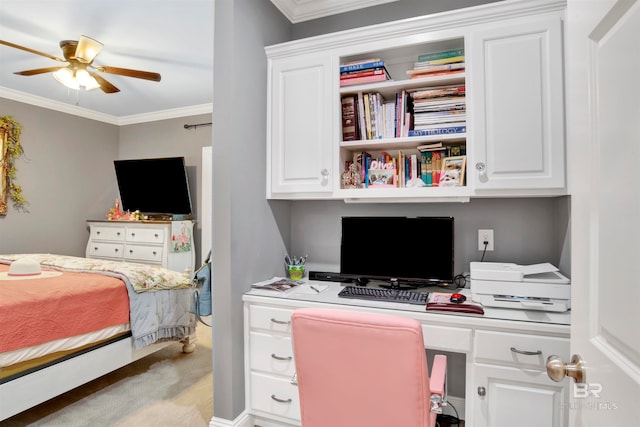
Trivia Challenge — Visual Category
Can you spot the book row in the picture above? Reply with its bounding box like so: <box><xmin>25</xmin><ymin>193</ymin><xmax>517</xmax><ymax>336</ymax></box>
<box><xmin>341</xmin><ymin>147</ymin><xmax>467</xmax><ymax>189</ymax></box>
<box><xmin>341</xmin><ymin>83</ymin><xmax>466</xmax><ymax>141</ymax></box>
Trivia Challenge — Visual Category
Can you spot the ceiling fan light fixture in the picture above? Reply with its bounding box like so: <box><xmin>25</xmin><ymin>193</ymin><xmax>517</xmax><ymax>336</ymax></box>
<box><xmin>53</xmin><ymin>67</ymin><xmax>79</xmax><ymax>90</ymax></box>
<box><xmin>76</xmin><ymin>35</ymin><xmax>103</xmax><ymax>63</ymax></box>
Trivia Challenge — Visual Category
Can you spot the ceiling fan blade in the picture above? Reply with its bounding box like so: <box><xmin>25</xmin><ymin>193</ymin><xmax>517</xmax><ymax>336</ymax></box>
<box><xmin>89</xmin><ymin>72</ymin><xmax>120</xmax><ymax>93</ymax></box>
<box><xmin>0</xmin><ymin>40</ymin><xmax>66</xmax><ymax>62</ymax></box>
<box><xmin>14</xmin><ymin>66</ymin><xmax>66</xmax><ymax>76</ymax></box>
<box><xmin>95</xmin><ymin>66</ymin><xmax>161</xmax><ymax>82</ymax></box>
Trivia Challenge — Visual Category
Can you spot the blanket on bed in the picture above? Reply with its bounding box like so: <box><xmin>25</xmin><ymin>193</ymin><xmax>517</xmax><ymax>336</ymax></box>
<box><xmin>0</xmin><ymin>254</ymin><xmax>196</xmax><ymax>349</ymax></box>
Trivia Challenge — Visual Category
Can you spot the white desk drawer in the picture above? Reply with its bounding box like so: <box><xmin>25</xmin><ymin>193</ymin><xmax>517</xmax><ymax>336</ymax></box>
<box><xmin>91</xmin><ymin>226</ymin><xmax>125</xmax><ymax>241</ymax></box>
<box><xmin>250</xmin><ymin>332</ymin><xmax>295</xmax><ymax>376</ymax></box>
<box><xmin>127</xmin><ymin>227</ymin><xmax>165</xmax><ymax>244</ymax></box>
<box><xmin>475</xmin><ymin>330</ymin><xmax>569</xmax><ymax>370</ymax></box>
<box><xmin>250</xmin><ymin>372</ymin><xmax>300</xmax><ymax>421</ymax></box>
<box><xmin>250</xmin><ymin>306</ymin><xmax>294</xmax><ymax>334</ymax></box>
<box><xmin>88</xmin><ymin>242</ymin><xmax>125</xmax><ymax>259</ymax></box>
<box><xmin>123</xmin><ymin>244</ymin><xmax>163</xmax><ymax>263</ymax></box>
<box><xmin>422</xmin><ymin>324</ymin><xmax>472</xmax><ymax>353</ymax></box>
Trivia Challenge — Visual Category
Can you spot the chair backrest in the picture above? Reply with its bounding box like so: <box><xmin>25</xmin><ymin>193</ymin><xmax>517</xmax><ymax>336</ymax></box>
<box><xmin>291</xmin><ymin>308</ymin><xmax>435</xmax><ymax>427</ymax></box>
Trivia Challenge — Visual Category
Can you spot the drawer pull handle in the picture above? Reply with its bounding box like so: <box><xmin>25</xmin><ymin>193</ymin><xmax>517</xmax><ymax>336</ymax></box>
<box><xmin>270</xmin><ymin>395</ymin><xmax>292</xmax><ymax>404</ymax></box>
<box><xmin>478</xmin><ymin>386</ymin><xmax>486</xmax><ymax>397</ymax></box>
<box><xmin>510</xmin><ymin>347</ymin><xmax>542</xmax><ymax>356</ymax></box>
<box><xmin>271</xmin><ymin>354</ymin><xmax>292</xmax><ymax>361</ymax></box>
<box><xmin>270</xmin><ymin>318</ymin><xmax>291</xmax><ymax>325</ymax></box>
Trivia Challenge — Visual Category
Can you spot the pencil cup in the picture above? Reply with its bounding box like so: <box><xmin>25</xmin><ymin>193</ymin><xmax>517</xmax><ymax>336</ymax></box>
<box><xmin>287</xmin><ymin>265</ymin><xmax>305</xmax><ymax>281</ymax></box>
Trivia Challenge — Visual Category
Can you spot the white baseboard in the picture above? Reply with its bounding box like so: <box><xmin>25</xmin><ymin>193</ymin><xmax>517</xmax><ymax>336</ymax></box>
<box><xmin>210</xmin><ymin>411</ymin><xmax>252</xmax><ymax>427</ymax></box>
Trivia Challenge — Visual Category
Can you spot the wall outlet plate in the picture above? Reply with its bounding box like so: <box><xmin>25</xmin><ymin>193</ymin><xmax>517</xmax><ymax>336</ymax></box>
<box><xmin>478</xmin><ymin>229</ymin><xmax>494</xmax><ymax>251</ymax></box>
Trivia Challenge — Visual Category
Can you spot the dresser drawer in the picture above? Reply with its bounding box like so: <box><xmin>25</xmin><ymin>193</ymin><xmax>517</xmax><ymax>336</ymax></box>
<box><xmin>422</xmin><ymin>324</ymin><xmax>472</xmax><ymax>353</ymax></box>
<box><xmin>250</xmin><ymin>372</ymin><xmax>300</xmax><ymax>421</ymax></box>
<box><xmin>88</xmin><ymin>242</ymin><xmax>125</xmax><ymax>259</ymax></box>
<box><xmin>126</xmin><ymin>227</ymin><xmax>165</xmax><ymax>244</ymax></box>
<box><xmin>91</xmin><ymin>226</ymin><xmax>126</xmax><ymax>241</ymax></box>
<box><xmin>123</xmin><ymin>244</ymin><xmax>164</xmax><ymax>263</ymax></box>
<box><xmin>475</xmin><ymin>330</ymin><xmax>569</xmax><ymax>370</ymax></box>
<box><xmin>250</xmin><ymin>332</ymin><xmax>295</xmax><ymax>376</ymax></box>
<box><xmin>249</xmin><ymin>306</ymin><xmax>294</xmax><ymax>334</ymax></box>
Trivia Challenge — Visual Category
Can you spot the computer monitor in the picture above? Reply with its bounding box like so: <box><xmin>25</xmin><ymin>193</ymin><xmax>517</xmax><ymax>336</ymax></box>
<box><xmin>340</xmin><ymin>216</ymin><xmax>454</xmax><ymax>286</ymax></box>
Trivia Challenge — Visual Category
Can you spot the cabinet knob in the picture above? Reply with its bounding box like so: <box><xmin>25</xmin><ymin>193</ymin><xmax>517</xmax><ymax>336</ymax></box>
<box><xmin>129</xmin><ymin>250</ymin><xmax>134</xmax><ymax>254</ymax></box>
<box><xmin>477</xmin><ymin>386</ymin><xmax>486</xmax><ymax>397</ymax></box>
<box><xmin>152</xmin><ymin>251</ymin><xmax>157</xmax><ymax>255</ymax></box>
<box><xmin>114</xmin><ymin>248</ymin><xmax>119</xmax><ymax>253</ymax></box>
<box><xmin>96</xmin><ymin>231</ymin><xmax>101</xmax><ymax>235</ymax></box>
<box><xmin>117</xmin><ymin>232</ymin><xmax>121</xmax><ymax>236</ymax></box>
<box><xmin>94</xmin><ymin>247</ymin><xmax>98</xmax><ymax>251</ymax></box>
<box><xmin>131</xmin><ymin>233</ymin><xmax>136</xmax><ymax>237</ymax></box>
<box><xmin>154</xmin><ymin>233</ymin><xmax>158</xmax><ymax>238</ymax></box>
<box><xmin>475</xmin><ymin>162</ymin><xmax>487</xmax><ymax>177</ymax></box>
<box><xmin>320</xmin><ymin>168</ymin><xmax>329</xmax><ymax>177</ymax></box>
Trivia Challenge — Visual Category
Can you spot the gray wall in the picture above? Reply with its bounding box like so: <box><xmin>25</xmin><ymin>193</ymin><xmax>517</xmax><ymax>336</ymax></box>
<box><xmin>0</xmin><ymin>98</ymin><xmax>118</xmax><ymax>255</ymax></box>
<box><xmin>292</xmin><ymin>197</ymin><xmax>571</xmax><ymax>278</ymax></box>
<box><xmin>0</xmin><ymin>98</ymin><xmax>212</xmax><ymax>267</ymax></box>
<box><xmin>118</xmin><ymin>114</ymin><xmax>213</xmax><ymax>266</ymax></box>
<box><xmin>212</xmin><ymin>0</ymin><xmax>291</xmax><ymax>420</ymax></box>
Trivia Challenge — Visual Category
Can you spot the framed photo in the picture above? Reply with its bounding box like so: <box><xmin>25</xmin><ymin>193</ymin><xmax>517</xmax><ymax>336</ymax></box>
<box><xmin>439</xmin><ymin>156</ymin><xmax>466</xmax><ymax>187</ymax></box>
<box><xmin>368</xmin><ymin>169</ymin><xmax>396</xmax><ymax>187</ymax></box>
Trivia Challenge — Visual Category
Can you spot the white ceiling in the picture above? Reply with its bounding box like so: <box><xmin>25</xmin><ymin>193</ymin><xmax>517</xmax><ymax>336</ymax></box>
<box><xmin>0</xmin><ymin>0</ymin><xmax>214</xmax><ymax>124</ymax></box>
<box><xmin>0</xmin><ymin>0</ymin><xmax>391</xmax><ymax>124</ymax></box>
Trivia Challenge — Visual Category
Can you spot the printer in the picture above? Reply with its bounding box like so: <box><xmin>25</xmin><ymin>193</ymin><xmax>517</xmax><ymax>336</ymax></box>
<box><xmin>470</xmin><ymin>262</ymin><xmax>570</xmax><ymax>312</ymax></box>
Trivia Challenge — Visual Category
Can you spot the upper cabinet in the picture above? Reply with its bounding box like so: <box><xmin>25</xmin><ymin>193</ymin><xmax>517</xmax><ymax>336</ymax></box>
<box><xmin>266</xmin><ymin>51</ymin><xmax>334</xmax><ymax>199</ymax></box>
<box><xmin>265</xmin><ymin>0</ymin><xmax>567</xmax><ymax>202</ymax></box>
<box><xmin>468</xmin><ymin>14</ymin><xmax>566</xmax><ymax>194</ymax></box>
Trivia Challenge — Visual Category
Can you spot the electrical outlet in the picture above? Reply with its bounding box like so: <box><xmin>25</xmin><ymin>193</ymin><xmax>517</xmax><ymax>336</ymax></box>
<box><xmin>478</xmin><ymin>229</ymin><xmax>494</xmax><ymax>251</ymax></box>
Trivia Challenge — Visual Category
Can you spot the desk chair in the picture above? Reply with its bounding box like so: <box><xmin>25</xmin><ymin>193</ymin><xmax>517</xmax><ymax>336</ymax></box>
<box><xmin>291</xmin><ymin>308</ymin><xmax>447</xmax><ymax>427</ymax></box>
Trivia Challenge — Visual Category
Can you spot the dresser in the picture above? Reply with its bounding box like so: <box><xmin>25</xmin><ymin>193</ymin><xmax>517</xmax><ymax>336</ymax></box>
<box><xmin>243</xmin><ymin>282</ymin><xmax>571</xmax><ymax>427</ymax></box>
<box><xmin>85</xmin><ymin>220</ymin><xmax>195</xmax><ymax>274</ymax></box>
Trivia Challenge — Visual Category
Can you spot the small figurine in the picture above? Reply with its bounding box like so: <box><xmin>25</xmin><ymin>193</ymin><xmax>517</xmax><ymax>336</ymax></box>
<box><xmin>341</xmin><ymin>162</ymin><xmax>363</xmax><ymax>189</ymax></box>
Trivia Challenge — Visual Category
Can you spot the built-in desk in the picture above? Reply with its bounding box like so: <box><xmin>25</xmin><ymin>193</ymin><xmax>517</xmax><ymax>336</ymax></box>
<box><xmin>243</xmin><ymin>280</ymin><xmax>571</xmax><ymax>427</ymax></box>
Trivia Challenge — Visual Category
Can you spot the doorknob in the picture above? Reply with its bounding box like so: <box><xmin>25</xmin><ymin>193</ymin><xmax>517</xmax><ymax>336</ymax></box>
<box><xmin>546</xmin><ymin>354</ymin><xmax>586</xmax><ymax>384</ymax></box>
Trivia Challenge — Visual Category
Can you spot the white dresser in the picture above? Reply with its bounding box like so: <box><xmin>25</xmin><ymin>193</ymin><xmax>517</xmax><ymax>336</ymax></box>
<box><xmin>85</xmin><ymin>220</ymin><xmax>195</xmax><ymax>274</ymax></box>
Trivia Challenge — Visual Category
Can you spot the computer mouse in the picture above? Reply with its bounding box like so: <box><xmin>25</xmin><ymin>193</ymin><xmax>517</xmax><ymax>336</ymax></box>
<box><xmin>450</xmin><ymin>293</ymin><xmax>466</xmax><ymax>304</ymax></box>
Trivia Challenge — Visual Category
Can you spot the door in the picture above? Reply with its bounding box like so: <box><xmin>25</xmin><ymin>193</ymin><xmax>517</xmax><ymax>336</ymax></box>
<box><xmin>267</xmin><ymin>52</ymin><xmax>333</xmax><ymax>198</ymax></box>
<box><xmin>566</xmin><ymin>0</ymin><xmax>640</xmax><ymax>424</ymax></box>
<box><xmin>469</xmin><ymin>13</ymin><xmax>565</xmax><ymax>191</ymax></box>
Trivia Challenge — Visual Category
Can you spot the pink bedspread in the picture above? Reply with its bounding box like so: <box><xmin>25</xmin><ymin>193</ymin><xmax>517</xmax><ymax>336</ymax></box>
<box><xmin>0</xmin><ymin>264</ymin><xmax>130</xmax><ymax>353</ymax></box>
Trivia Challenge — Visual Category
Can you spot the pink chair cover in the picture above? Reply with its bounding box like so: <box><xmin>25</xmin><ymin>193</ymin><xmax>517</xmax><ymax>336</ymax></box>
<box><xmin>292</xmin><ymin>308</ymin><xmax>445</xmax><ymax>427</ymax></box>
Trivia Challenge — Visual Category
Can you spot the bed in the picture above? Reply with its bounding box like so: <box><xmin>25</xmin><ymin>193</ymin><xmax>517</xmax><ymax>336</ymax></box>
<box><xmin>0</xmin><ymin>253</ymin><xmax>198</xmax><ymax>420</ymax></box>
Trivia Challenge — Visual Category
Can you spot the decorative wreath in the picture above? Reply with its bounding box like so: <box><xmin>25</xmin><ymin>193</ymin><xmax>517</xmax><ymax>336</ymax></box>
<box><xmin>0</xmin><ymin>116</ymin><xmax>27</xmax><ymax>214</ymax></box>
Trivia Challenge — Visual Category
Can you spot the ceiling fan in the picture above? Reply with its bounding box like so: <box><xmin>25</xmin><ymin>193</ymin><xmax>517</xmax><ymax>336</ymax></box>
<box><xmin>0</xmin><ymin>35</ymin><xmax>161</xmax><ymax>93</ymax></box>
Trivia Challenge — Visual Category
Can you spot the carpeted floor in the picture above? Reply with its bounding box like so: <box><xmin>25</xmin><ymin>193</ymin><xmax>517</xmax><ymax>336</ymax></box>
<box><xmin>1</xmin><ymin>325</ymin><xmax>213</xmax><ymax>427</ymax></box>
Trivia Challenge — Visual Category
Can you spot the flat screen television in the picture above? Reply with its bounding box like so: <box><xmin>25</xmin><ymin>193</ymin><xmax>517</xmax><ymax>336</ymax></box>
<box><xmin>340</xmin><ymin>216</ymin><xmax>454</xmax><ymax>286</ymax></box>
<box><xmin>114</xmin><ymin>157</ymin><xmax>193</xmax><ymax>218</ymax></box>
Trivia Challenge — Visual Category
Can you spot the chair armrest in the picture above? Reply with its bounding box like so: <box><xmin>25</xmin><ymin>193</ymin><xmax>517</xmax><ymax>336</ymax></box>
<box><xmin>429</xmin><ymin>354</ymin><xmax>447</xmax><ymax>413</ymax></box>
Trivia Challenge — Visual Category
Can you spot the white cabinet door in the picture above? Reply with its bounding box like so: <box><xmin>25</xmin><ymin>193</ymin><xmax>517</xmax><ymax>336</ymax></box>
<box><xmin>469</xmin><ymin>14</ymin><xmax>565</xmax><ymax>192</ymax></box>
<box><xmin>473</xmin><ymin>364</ymin><xmax>569</xmax><ymax>427</ymax></box>
<box><xmin>267</xmin><ymin>52</ymin><xmax>334</xmax><ymax>198</ymax></box>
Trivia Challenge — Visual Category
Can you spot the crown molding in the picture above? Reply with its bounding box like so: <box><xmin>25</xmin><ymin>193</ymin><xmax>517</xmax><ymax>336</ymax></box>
<box><xmin>270</xmin><ymin>0</ymin><xmax>400</xmax><ymax>23</ymax></box>
<box><xmin>0</xmin><ymin>86</ymin><xmax>212</xmax><ymax>125</ymax></box>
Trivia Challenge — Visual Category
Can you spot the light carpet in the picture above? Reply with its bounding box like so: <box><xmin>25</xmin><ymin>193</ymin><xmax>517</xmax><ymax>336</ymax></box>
<box><xmin>1</xmin><ymin>324</ymin><xmax>213</xmax><ymax>427</ymax></box>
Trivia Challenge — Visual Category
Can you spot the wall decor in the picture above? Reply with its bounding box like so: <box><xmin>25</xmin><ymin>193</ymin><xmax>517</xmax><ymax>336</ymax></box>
<box><xmin>0</xmin><ymin>116</ymin><xmax>27</xmax><ymax>215</ymax></box>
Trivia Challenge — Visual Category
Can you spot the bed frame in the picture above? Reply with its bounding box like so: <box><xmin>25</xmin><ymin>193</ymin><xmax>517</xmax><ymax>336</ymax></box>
<box><xmin>0</xmin><ymin>334</ymin><xmax>195</xmax><ymax>420</ymax></box>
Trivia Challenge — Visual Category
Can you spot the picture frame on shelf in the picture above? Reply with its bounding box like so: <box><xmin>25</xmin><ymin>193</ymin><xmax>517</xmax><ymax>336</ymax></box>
<box><xmin>368</xmin><ymin>169</ymin><xmax>396</xmax><ymax>187</ymax></box>
<box><xmin>439</xmin><ymin>155</ymin><xmax>466</xmax><ymax>187</ymax></box>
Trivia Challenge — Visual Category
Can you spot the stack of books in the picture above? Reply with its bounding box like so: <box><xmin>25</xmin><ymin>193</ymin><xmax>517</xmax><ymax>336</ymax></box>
<box><xmin>405</xmin><ymin>48</ymin><xmax>465</xmax><ymax>80</ymax></box>
<box><xmin>408</xmin><ymin>84</ymin><xmax>466</xmax><ymax>136</ymax></box>
<box><xmin>340</xmin><ymin>58</ymin><xmax>391</xmax><ymax>87</ymax></box>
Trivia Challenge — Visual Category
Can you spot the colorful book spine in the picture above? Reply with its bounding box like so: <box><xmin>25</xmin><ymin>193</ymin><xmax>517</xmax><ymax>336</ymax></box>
<box><xmin>339</xmin><ymin>73</ymin><xmax>388</xmax><ymax>87</ymax></box>
<box><xmin>408</xmin><ymin>126</ymin><xmax>466</xmax><ymax>136</ymax></box>
<box><xmin>417</xmin><ymin>49</ymin><xmax>464</xmax><ymax>63</ymax></box>
<box><xmin>341</xmin><ymin>95</ymin><xmax>358</xmax><ymax>141</ymax></box>
<box><xmin>340</xmin><ymin>60</ymin><xmax>385</xmax><ymax>73</ymax></box>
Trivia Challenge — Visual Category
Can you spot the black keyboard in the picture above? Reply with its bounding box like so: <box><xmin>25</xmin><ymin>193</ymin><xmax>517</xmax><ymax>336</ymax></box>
<box><xmin>338</xmin><ymin>286</ymin><xmax>429</xmax><ymax>305</ymax></box>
